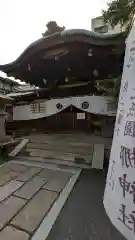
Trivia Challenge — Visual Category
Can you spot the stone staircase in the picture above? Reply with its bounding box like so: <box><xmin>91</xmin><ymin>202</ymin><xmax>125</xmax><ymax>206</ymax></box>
<box><xmin>18</xmin><ymin>134</ymin><xmax>105</xmax><ymax>169</ymax></box>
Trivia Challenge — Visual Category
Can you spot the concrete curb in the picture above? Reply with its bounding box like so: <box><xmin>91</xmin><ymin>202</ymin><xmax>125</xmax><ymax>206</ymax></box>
<box><xmin>32</xmin><ymin>169</ymin><xmax>81</xmax><ymax>240</ymax></box>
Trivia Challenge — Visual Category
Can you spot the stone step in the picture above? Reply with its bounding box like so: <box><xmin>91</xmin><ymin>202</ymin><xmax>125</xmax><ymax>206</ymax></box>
<box><xmin>25</xmin><ymin>149</ymin><xmax>93</xmax><ymax>164</ymax></box>
<box><xmin>26</xmin><ymin>142</ymin><xmax>93</xmax><ymax>154</ymax></box>
<box><xmin>16</xmin><ymin>156</ymin><xmax>92</xmax><ymax>169</ymax></box>
<box><xmin>28</xmin><ymin>138</ymin><xmax>93</xmax><ymax>146</ymax></box>
<box><xmin>27</xmin><ymin>135</ymin><xmax>91</xmax><ymax>143</ymax></box>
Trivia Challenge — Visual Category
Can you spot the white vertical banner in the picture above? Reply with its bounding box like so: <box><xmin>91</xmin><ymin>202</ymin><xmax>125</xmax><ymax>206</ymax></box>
<box><xmin>103</xmin><ymin>20</ymin><xmax>135</xmax><ymax>240</ymax></box>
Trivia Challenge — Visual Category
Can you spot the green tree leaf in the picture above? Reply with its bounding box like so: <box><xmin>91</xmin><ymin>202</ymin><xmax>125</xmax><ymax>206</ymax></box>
<box><xmin>102</xmin><ymin>0</ymin><xmax>135</xmax><ymax>34</ymax></box>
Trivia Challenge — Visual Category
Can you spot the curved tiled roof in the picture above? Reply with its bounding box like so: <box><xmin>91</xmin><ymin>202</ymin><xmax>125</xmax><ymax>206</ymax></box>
<box><xmin>0</xmin><ymin>29</ymin><xmax>125</xmax><ymax>90</ymax></box>
<box><xmin>60</xmin><ymin>29</ymin><xmax>125</xmax><ymax>38</ymax></box>
<box><xmin>0</xmin><ymin>29</ymin><xmax>125</xmax><ymax>74</ymax></box>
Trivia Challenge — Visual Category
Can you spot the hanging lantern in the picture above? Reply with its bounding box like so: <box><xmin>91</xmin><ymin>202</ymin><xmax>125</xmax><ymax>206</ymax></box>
<box><xmin>43</xmin><ymin>78</ymin><xmax>47</xmax><ymax>84</ymax></box>
<box><xmin>54</xmin><ymin>56</ymin><xmax>59</xmax><ymax>60</ymax></box>
<box><xmin>28</xmin><ymin>64</ymin><xmax>31</xmax><ymax>71</ymax></box>
<box><xmin>88</xmin><ymin>48</ymin><xmax>92</xmax><ymax>56</ymax></box>
<box><xmin>93</xmin><ymin>69</ymin><xmax>98</xmax><ymax>76</ymax></box>
<box><xmin>65</xmin><ymin>77</ymin><xmax>69</xmax><ymax>83</ymax></box>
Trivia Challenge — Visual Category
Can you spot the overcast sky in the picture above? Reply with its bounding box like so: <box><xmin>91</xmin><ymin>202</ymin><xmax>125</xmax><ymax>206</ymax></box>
<box><xmin>0</xmin><ymin>0</ymin><xmax>108</xmax><ymax>68</ymax></box>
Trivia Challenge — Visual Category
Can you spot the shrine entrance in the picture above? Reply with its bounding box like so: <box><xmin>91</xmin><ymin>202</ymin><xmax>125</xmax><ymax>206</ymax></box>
<box><xmin>6</xmin><ymin>106</ymin><xmax>91</xmax><ymax>135</ymax></box>
<box><xmin>46</xmin><ymin>106</ymin><xmax>91</xmax><ymax>133</ymax></box>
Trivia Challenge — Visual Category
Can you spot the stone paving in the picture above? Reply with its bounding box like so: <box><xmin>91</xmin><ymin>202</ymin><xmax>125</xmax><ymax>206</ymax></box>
<box><xmin>0</xmin><ymin>161</ymin><xmax>74</xmax><ymax>239</ymax></box>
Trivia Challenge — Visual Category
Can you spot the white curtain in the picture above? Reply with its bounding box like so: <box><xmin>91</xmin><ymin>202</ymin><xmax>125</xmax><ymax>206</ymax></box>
<box><xmin>13</xmin><ymin>96</ymin><xmax>116</xmax><ymax>121</ymax></box>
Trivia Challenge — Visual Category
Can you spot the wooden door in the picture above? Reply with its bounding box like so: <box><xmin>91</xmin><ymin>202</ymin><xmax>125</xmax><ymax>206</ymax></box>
<box><xmin>55</xmin><ymin>111</ymin><xmax>74</xmax><ymax>131</ymax></box>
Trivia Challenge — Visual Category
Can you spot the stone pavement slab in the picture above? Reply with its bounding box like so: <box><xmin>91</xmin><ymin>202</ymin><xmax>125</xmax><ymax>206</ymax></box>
<box><xmin>0</xmin><ymin>160</ymin><xmax>80</xmax><ymax>239</ymax></box>
<box><xmin>0</xmin><ymin>196</ymin><xmax>26</xmax><ymax>230</ymax></box>
<box><xmin>0</xmin><ymin>165</ymin><xmax>11</xmax><ymax>175</ymax></box>
<box><xmin>15</xmin><ymin>167</ymin><xmax>42</xmax><ymax>182</ymax></box>
<box><xmin>38</xmin><ymin>168</ymin><xmax>56</xmax><ymax>178</ymax></box>
<box><xmin>7</xmin><ymin>163</ymin><xmax>29</xmax><ymax>173</ymax></box>
<box><xmin>11</xmin><ymin>189</ymin><xmax>58</xmax><ymax>233</ymax></box>
<box><xmin>43</xmin><ymin>171</ymin><xmax>71</xmax><ymax>192</ymax></box>
<box><xmin>0</xmin><ymin>180</ymin><xmax>23</xmax><ymax>202</ymax></box>
<box><xmin>0</xmin><ymin>226</ymin><xmax>29</xmax><ymax>240</ymax></box>
<box><xmin>0</xmin><ymin>171</ymin><xmax>19</xmax><ymax>186</ymax></box>
<box><xmin>14</xmin><ymin>176</ymin><xmax>47</xmax><ymax>200</ymax></box>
